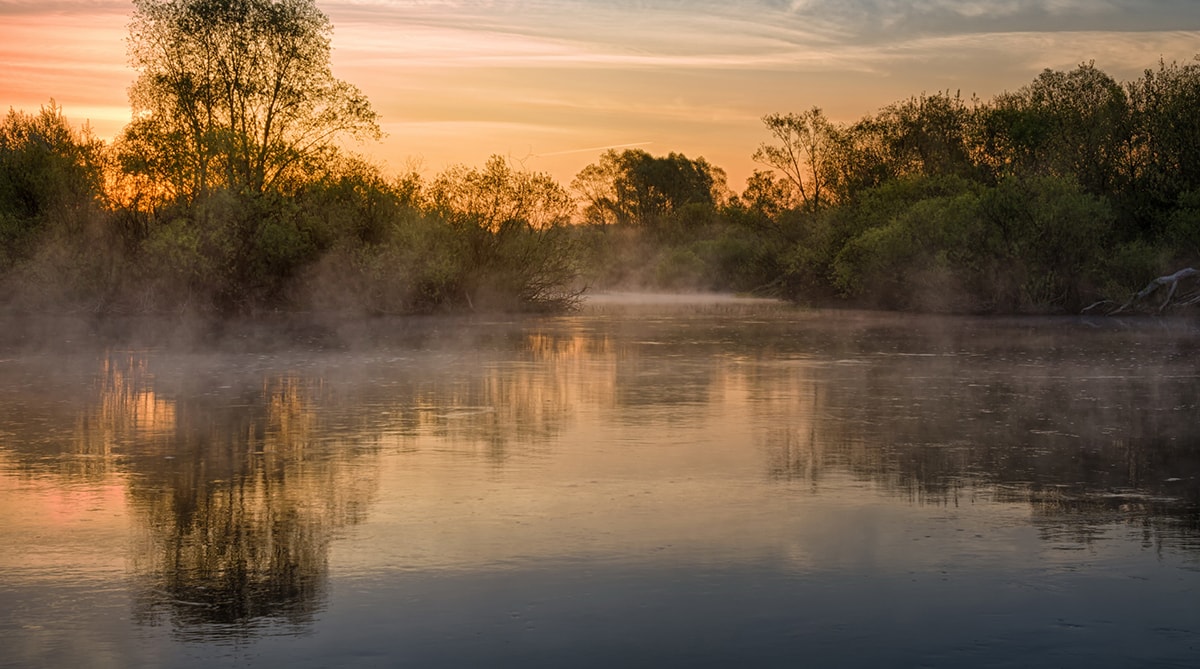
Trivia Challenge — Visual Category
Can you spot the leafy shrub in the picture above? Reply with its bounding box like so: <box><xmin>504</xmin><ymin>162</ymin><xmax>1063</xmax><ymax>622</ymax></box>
<box><xmin>655</xmin><ymin>247</ymin><xmax>707</xmax><ymax>290</ymax></box>
<box><xmin>0</xmin><ymin>103</ymin><xmax>104</xmax><ymax>270</ymax></box>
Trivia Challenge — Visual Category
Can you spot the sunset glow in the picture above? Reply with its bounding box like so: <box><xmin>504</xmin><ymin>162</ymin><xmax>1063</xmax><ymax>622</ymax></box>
<box><xmin>3</xmin><ymin>0</ymin><xmax>1200</xmax><ymax>187</ymax></box>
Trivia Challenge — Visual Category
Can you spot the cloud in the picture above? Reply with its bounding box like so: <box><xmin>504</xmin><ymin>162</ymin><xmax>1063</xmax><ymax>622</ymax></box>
<box><xmin>766</xmin><ymin>0</ymin><xmax>1200</xmax><ymax>44</ymax></box>
<box><xmin>534</xmin><ymin>142</ymin><xmax>653</xmax><ymax>158</ymax></box>
<box><xmin>0</xmin><ymin>0</ymin><xmax>127</xmax><ymax>16</ymax></box>
<box><xmin>4</xmin><ymin>0</ymin><xmax>1200</xmax><ymax>187</ymax></box>
<box><xmin>324</xmin><ymin>0</ymin><xmax>849</xmax><ymax>69</ymax></box>
<box><xmin>325</xmin><ymin>0</ymin><xmax>1200</xmax><ymax>77</ymax></box>
<box><xmin>0</xmin><ymin>8</ymin><xmax>132</xmax><ymax>137</ymax></box>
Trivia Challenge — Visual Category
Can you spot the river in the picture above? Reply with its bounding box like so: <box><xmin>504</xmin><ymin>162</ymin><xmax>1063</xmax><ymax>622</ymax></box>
<box><xmin>1</xmin><ymin>295</ymin><xmax>1198</xmax><ymax>668</ymax></box>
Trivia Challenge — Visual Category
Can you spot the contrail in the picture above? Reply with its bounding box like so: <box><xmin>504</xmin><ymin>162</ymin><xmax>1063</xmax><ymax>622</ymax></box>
<box><xmin>534</xmin><ymin>141</ymin><xmax>652</xmax><ymax>157</ymax></box>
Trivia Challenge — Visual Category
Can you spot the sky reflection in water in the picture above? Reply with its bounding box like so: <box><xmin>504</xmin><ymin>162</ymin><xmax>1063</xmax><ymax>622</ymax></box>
<box><xmin>1</xmin><ymin>300</ymin><xmax>1198</xmax><ymax>668</ymax></box>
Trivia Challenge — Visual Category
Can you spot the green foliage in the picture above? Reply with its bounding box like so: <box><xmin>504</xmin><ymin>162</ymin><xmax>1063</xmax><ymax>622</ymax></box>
<box><xmin>431</xmin><ymin>156</ymin><xmax>574</xmax><ymax>233</ymax></box>
<box><xmin>982</xmin><ymin>64</ymin><xmax>1129</xmax><ymax>196</ymax></box>
<box><xmin>752</xmin><ymin>96</ymin><xmax>982</xmax><ymax>213</ymax></box>
<box><xmin>479</xmin><ymin>223</ymin><xmax>583</xmax><ymax>311</ymax></box>
<box><xmin>654</xmin><ymin>247</ymin><xmax>706</xmax><ymax>289</ymax></box>
<box><xmin>0</xmin><ymin>103</ymin><xmax>121</xmax><ymax>313</ymax></box>
<box><xmin>9</xmin><ymin>46</ymin><xmax>1200</xmax><ymax>316</ymax></box>
<box><xmin>832</xmin><ymin>186</ymin><xmax>986</xmax><ymax>310</ymax></box>
<box><xmin>1122</xmin><ymin>58</ymin><xmax>1200</xmax><ymax>234</ymax></box>
<box><xmin>692</xmin><ymin>232</ymin><xmax>781</xmax><ymax>293</ymax></box>
<box><xmin>0</xmin><ymin>103</ymin><xmax>105</xmax><ymax>269</ymax></box>
<box><xmin>871</xmin><ymin>92</ymin><xmax>982</xmax><ymax>183</ymax></box>
<box><xmin>124</xmin><ymin>156</ymin><xmax>585</xmax><ymax>314</ymax></box>
<box><xmin>295</xmin><ymin>158</ymin><xmax>405</xmax><ymax>246</ymax></box>
<box><xmin>981</xmin><ymin>175</ymin><xmax>1113</xmax><ymax>293</ymax></box>
<box><xmin>1094</xmin><ymin>239</ymin><xmax>1167</xmax><ymax>301</ymax></box>
<box><xmin>823</xmin><ymin>174</ymin><xmax>1112</xmax><ymax>312</ymax></box>
<box><xmin>745</xmin><ymin>58</ymin><xmax>1200</xmax><ymax>312</ymax></box>
<box><xmin>1161</xmin><ymin>190</ymin><xmax>1200</xmax><ymax>262</ymax></box>
<box><xmin>735</xmin><ymin>170</ymin><xmax>798</xmax><ymax>223</ymax></box>
<box><xmin>135</xmin><ymin>190</ymin><xmax>311</xmax><ymax>311</ymax></box>
<box><xmin>314</xmin><ymin>212</ymin><xmax>468</xmax><ymax>314</ymax></box>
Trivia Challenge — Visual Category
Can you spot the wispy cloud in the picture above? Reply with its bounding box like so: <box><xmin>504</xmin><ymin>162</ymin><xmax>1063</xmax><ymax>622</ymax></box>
<box><xmin>328</xmin><ymin>0</ymin><xmax>1200</xmax><ymax>41</ymax></box>
<box><xmin>324</xmin><ymin>0</ymin><xmax>849</xmax><ymax>69</ymax></box>
<box><xmin>326</xmin><ymin>0</ymin><xmax>1200</xmax><ymax>76</ymax></box>
<box><xmin>0</xmin><ymin>9</ymin><xmax>132</xmax><ymax>135</ymax></box>
<box><xmin>322</xmin><ymin>0</ymin><xmax>1200</xmax><ymax>186</ymax></box>
<box><xmin>777</xmin><ymin>0</ymin><xmax>1200</xmax><ymax>42</ymax></box>
<box><xmin>0</xmin><ymin>0</ymin><xmax>127</xmax><ymax>17</ymax></box>
<box><xmin>535</xmin><ymin>141</ymin><xmax>653</xmax><ymax>157</ymax></box>
<box><xmin>3</xmin><ymin>0</ymin><xmax>1200</xmax><ymax>186</ymax></box>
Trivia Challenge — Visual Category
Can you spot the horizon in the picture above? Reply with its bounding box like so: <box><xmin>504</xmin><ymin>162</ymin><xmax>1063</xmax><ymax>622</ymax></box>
<box><xmin>3</xmin><ymin>0</ymin><xmax>1200</xmax><ymax>190</ymax></box>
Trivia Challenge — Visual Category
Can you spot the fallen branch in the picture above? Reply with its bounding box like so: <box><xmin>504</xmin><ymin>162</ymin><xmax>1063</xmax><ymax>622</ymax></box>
<box><xmin>1107</xmin><ymin>268</ymin><xmax>1199</xmax><ymax>315</ymax></box>
<box><xmin>1081</xmin><ymin>299</ymin><xmax>1114</xmax><ymax>314</ymax></box>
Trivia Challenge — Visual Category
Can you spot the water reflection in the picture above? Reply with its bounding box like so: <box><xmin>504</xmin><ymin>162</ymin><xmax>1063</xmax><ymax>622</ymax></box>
<box><xmin>124</xmin><ymin>371</ymin><xmax>357</xmax><ymax>637</ymax></box>
<box><xmin>1</xmin><ymin>351</ymin><xmax>382</xmax><ymax>639</ymax></box>
<box><xmin>1</xmin><ymin>307</ymin><xmax>1199</xmax><ymax>662</ymax></box>
<box><xmin>743</xmin><ymin>317</ymin><xmax>1200</xmax><ymax>554</ymax></box>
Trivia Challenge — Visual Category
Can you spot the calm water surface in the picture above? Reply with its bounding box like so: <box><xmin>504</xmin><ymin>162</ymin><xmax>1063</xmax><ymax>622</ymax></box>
<box><xmin>2</xmin><ymin>296</ymin><xmax>1198</xmax><ymax>668</ymax></box>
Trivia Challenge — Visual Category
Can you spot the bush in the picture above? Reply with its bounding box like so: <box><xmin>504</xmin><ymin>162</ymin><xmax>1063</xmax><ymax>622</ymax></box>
<box><xmin>694</xmin><ymin>231</ymin><xmax>782</xmax><ymax>293</ymax></box>
<box><xmin>0</xmin><ymin>103</ymin><xmax>105</xmax><ymax>271</ymax></box>
<box><xmin>654</xmin><ymin>247</ymin><xmax>706</xmax><ymax>290</ymax></box>
<box><xmin>832</xmin><ymin>189</ymin><xmax>986</xmax><ymax>311</ymax></box>
<box><xmin>824</xmin><ymin>174</ymin><xmax>1113</xmax><ymax>312</ymax></box>
<box><xmin>980</xmin><ymin>175</ymin><xmax>1114</xmax><ymax>310</ymax></box>
<box><xmin>1160</xmin><ymin>189</ymin><xmax>1200</xmax><ymax>264</ymax></box>
<box><xmin>306</xmin><ymin>211</ymin><xmax>468</xmax><ymax>315</ymax></box>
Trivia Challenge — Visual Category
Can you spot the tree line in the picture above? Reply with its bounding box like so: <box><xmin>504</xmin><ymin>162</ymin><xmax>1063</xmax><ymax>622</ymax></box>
<box><xmin>2</xmin><ymin>0</ymin><xmax>1199</xmax><ymax>315</ymax></box>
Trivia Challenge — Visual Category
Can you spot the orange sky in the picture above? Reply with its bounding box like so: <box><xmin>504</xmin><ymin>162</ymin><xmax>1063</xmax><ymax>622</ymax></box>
<box><xmin>3</xmin><ymin>1</ymin><xmax>1200</xmax><ymax>189</ymax></box>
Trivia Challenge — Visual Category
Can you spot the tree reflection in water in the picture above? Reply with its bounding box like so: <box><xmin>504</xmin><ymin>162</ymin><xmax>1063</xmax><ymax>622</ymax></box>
<box><xmin>756</xmin><ymin>320</ymin><xmax>1200</xmax><ymax>555</ymax></box>
<box><xmin>2</xmin><ymin>309</ymin><xmax>1198</xmax><ymax>651</ymax></box>
<box><xmin>81</xmin><ymin>354</ymin><xmax>380</xmax><ymax>638</ymax></box>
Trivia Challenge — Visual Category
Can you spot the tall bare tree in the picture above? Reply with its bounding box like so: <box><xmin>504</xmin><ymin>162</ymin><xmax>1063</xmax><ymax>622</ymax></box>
<box><xmin>753</xmin><ymin>108</ymin><xmax>836</xmax><ymax>212</ymax></box>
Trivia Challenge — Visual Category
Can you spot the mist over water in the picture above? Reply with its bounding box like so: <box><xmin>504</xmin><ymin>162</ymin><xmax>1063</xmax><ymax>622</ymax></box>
<box><xmin>1</xmin><ymin>300</ymin><xmax>1198</xmax><ymax>668</ymax></box>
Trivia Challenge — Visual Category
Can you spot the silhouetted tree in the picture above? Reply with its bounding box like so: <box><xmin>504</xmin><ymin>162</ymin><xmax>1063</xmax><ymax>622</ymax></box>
<box><xmin>0</xmin><ymin>102</ymin><xmax>105</xmax><ymax>267</ymax></box>
<box><xmin>870</xmin><ymin>91</ymin><xmax>981</xmax><ymax>181</ymax></box>
<box><xmin>735</xmin><ymin>169</ymin><xmax>799</xmax><ymax>223</ymax></box>
<box><xmin>430</xmin><ymin>156</ymin><xmax>574</xmax><ymax>233</ymax></box>
<box><xmin>428</xmin><ymin>156</ymin><xmax>582</xmax><ymax>310</ymax></box>
<box><xmin>121</xmin><ymin>0</ymin><xmax>379</xmax><ymax>202</ymax></box>
<box><xmin>980</xmin><ymin>64</ymin><xmax>1129</xmax><ymax>196</ymax></box>
<box><xmin>1124</xmin><ymin>57</ymin><xmax>1200</xmax><ymax>232</ymax></box>
<box><xmin>572</xmin><ymin>149</ymin><xmax>727</xmax><ymax>229</ymax></box>
<box><xmin>753</xmin><ymin>108</ymin><xmax>838</xmax><ymax>211</ymax></box>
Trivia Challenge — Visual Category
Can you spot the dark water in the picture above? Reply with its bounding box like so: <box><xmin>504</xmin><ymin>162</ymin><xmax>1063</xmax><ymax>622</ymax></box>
<box><xmin>2</xmin><ymin>296</ymin><xmax>1198</xmax><ymax>668</ymax></box>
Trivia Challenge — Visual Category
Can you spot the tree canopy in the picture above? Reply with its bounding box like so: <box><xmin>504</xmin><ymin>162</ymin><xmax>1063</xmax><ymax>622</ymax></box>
<box><xmin>122</xmin><ymin>0</ymin><xmax>379</xmax><ymax>202</ymax></box>
<box><xmin>571</xmin><ymin>149</ymin><xmax>728</xmax><ymax>228</ymax></box>
<box><xmin>4</xmin><ymin>39</ymin><xmax>1200</xmax><ymax>316</ymax></box>
<box><xmin>0</xmin><ymin>103</ymin><xmax>105</xmax><ymax>267</ymax></box>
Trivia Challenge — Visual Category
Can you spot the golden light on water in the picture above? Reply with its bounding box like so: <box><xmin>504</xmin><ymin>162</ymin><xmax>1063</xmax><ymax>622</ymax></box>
<box><xmin>96</xmin><ymin>356</ymin><xmax>177</xmax><ymax>435</ymax></box>
<box><xmin>3</xmin><ymin>307</ymin><xmax>1200</xmax><ymax>666</ymax></box>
